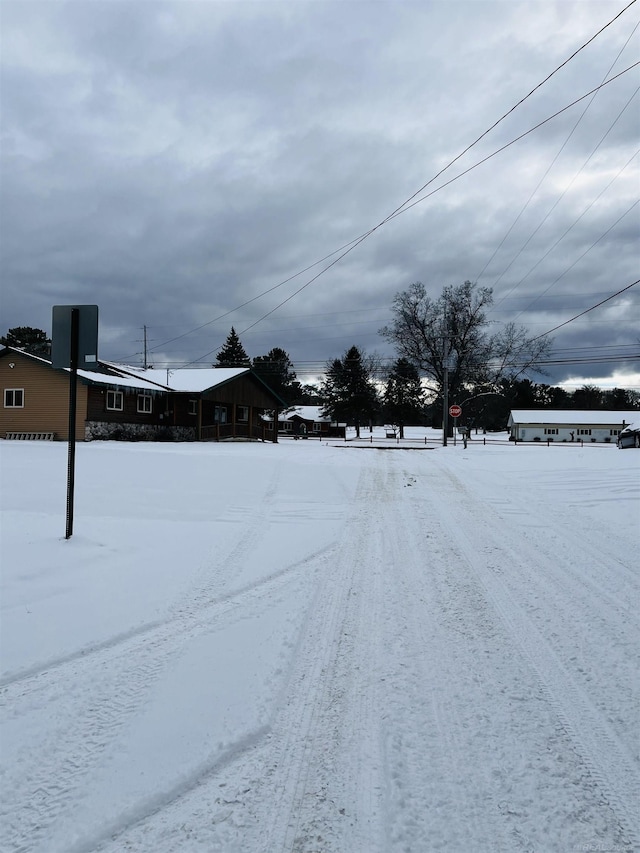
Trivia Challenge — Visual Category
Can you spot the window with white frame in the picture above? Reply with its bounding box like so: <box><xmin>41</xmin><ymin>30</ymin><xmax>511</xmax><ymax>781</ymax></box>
<box><xmin>313</xmin><ymin>422</ymin><xmax>322</xmax><ymax>432</ymax></box>
<box><xmin>544</xmin><ymin>428</ymin><xmax>558</xmax><ymax>435</ymax></box>
<box><xmin>214</xmin><ymin>405</ymin><xmax>227</xmax><ymax>423</ymax></box>
<box><xmin>4</xmin><ymin>388</ymin><xmax>24</xmax><ymax>408</ymax></box>
<box><xmin>188</xmin><ymin>399</ymin><xmax>198</xmax><ymax>416</ymax></box>
<box><xmin>283</xmin><ymin>421</ymin><xmax>292</xmax><ymax>431</ymax></box>
<box><xmin>106</xmin><ymin>390</ymin><xmax>124</xmax><ymax>411</ymax></box>
<box><xmin>578</xmin><ymin>428</ymin><xmax>592</xmax><ymax>436</ymax></box>
<box><xmin>610</xmin><ymin>429</ymin><xmax>620</xmax><ymax>436</ymax></box>
<box><xmin>137</xmin><ymin>394</ymin><xmax>152</xmax><ymax>414</ymax></box>
<box><xmin>237</xmin><ymin>405</ymin><xmax>249</xmax><ymax>422</ymax></box>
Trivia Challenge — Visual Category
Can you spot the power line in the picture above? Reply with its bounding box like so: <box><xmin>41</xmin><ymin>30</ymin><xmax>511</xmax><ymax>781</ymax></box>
<box><xmin>133</xmin><ymin>3</ymin><xmax>638</xmax><ymax>365</ymax></box>
<box><xmin>478</xmin><ymin>16</ymin><xmax>640</xmax><ymax>293</ymax></box>
<box><xmin>531</xmin><ymin>279</ymin><xmax>640</xmax><ymax>340</ymax></box>
<box><xmin>181</xmin><ymin>62</ymin><xmax>639</xmax><ymax>367</ymax></box>
<box><xmin>498</xmin><ymin>145</ymin><xmax>640</xmax><ymax>320</ymax></box>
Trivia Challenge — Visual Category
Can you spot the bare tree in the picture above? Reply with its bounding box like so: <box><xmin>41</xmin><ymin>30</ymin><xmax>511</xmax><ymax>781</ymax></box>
<box><xmin>380</xmin><ymin>281</ymin><xmax>552</xmax><ymax>405</ymax></box>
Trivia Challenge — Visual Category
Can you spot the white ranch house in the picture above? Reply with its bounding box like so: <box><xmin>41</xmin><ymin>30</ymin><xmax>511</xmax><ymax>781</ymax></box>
<box><xmin>507</xmin><ymin>410</ymin><xmax>639</xmax><ymax>444</ymax></box>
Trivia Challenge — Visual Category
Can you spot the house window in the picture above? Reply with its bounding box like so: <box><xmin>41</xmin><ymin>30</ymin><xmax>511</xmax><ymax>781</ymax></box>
<box><xmin>4</xmin><ymin>388</ymin><xmax>24</xmax><ymax>408</ymax></box>
<box><xmin>578</xmin><ymin>428</ymin><xmax>592</xmax><ymax>436</ymax></box>
<box><xmin>106</xmin><ymin>390</ymin><xmax>124</xmax><ymax>411</ymax></box>
<box><xmin>313</xmin><ymin>422</ymin><xmax>322</xmax><ymax>433</ymax></box>
<box><xmin>188</xmin><ymin>399</ymin><xmax>198</xmax><ymax>416</ymax></box>
<box><xmin>544</xmin><ymin>428</ymin><xmax>558</xmax><ymax>435</ymax></box>
<box><xmin>214</xmin><ymin>405</ymin><xmax>227</xmax><ymax>423</ymax></box>
<box><xmin>283</xmin><ymin>421</ymin><xmax>292</xmax><ymax>431</ymax></box>
<box><xmin>137</xmin><ymin>394</ymin><xmax>152</xmax><ymax>414</ymax></box>
<box><xmin>237</xmin><ymin>405</ymin><xmax>249</xmax><ymax>422</ymax></box>
<box><xmin>610</xmin><ymin>429</ymin><xmax>620</xmax><ymax>436</ymax></box>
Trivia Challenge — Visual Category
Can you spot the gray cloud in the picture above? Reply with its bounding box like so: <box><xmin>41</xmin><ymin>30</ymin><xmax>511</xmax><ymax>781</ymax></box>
<box><xmin>1</xmin><ymin>0</ymin><xmax>638</xmax><ymax>387</ymax></box>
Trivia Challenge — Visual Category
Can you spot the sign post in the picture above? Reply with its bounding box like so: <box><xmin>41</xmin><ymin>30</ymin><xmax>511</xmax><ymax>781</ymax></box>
<box><xmin>52</xmin><ymin>305</ymin><xmax>99</xmax><ymax>539</ymax></box>
<box><xmin>449</xmin><ymin>404</ymin><xmax>462</xmax><ymax>446</ymax></box>
<box><xmin>65</xmin><ymin>309</ymin><xmax>79</xmax><ymax>538</ymax></box>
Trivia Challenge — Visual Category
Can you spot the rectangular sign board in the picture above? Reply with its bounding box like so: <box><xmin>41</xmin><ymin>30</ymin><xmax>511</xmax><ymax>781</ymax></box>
<box><xmin>51</xmin><ymin>305</ymin><xmax>99</xmax><ymax>369</ymax></box>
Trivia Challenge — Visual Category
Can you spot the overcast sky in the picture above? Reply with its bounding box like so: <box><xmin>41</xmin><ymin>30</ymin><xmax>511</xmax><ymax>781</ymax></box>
<box><xmin>2</xmin><ymin>0</ymin><xmax>639</xmax><ymax>389</ymax></box>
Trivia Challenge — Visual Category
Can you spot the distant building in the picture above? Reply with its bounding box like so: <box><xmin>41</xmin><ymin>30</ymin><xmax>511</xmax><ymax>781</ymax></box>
<box><xmin>507</xmin><ymin>409</ymin><xmax>639</xmax><ymax>444</ymax></box>
<box><xmin>275</xmin><ymin>406</ymin><xmax>346</xmax><ymax>439</ymax></box>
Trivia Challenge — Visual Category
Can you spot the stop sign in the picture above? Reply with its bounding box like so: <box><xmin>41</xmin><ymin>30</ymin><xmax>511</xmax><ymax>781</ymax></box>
<box><xmin>449</xmin><ymin>404</ymin><xmax>462</xmax><ymax>418</ymax></box>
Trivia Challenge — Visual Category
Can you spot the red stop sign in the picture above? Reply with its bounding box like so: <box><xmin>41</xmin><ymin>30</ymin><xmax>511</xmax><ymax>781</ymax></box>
<box><xmin>449</xmin><ymin>404</ymin><xmax>462</xmax><ymax>418</ymax></box>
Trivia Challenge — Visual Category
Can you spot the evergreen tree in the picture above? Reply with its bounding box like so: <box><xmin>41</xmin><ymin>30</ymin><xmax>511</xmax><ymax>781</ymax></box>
<box><xmin>320</xmin><ymin>346</ymin><xmax>379</xmax><ymax>437</ymax></box>
<box><xmin>602</xmin><ymin>387</ymin><xmax>634</xmax><ymax>410</ymax></box>
<box><xmin>289</xmin><ymin>382</ymin><xmax>324</xmax><ymax>405</ymax></box>
<box><xmin>383</xmin><ymin>358</ymin><xmax>426</xmax><ymax>437</ymax></box>
<box><xmin>215</xmin><ymin>327</ymin><xmax>250</xmax><ymax>367</ymax></box>
<box><xmin>252</xmin><ymin>347</ymin><xmax>297</xmax><ymax>401</ymax></box>
<box><xmin>2</xmin><ymin>326</ymin><xmax>52</xmax><ymax>359</ymax></box>
<box><xmin>571</xmin><ymin>384</ymin><xmax>603</xmax><ymax>410</ymax></box>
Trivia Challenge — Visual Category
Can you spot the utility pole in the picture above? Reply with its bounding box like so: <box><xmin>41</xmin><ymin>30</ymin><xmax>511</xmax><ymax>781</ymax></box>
<box><xmin>442</xmin><ymin>314</ymin><xmax>450</xmax><ymax>447</ymax></box>
<box><xmin>143</xmin><ymin>325</ymin><xmax>148</xmax><ymax>370</ymax></box>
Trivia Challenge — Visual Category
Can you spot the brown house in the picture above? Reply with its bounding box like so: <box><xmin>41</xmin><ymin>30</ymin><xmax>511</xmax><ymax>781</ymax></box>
<box><xmin>276</xmin><ymin>406</ymin><xmax>346</xmax><ymax>439</ymax></box>
<box><xmin>1</xmin><ymin>348</ymin><xmax>285</xmax><ymax>442</ymax></box>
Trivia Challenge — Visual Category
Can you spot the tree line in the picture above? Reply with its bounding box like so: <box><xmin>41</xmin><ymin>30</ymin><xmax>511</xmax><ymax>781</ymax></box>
<box><xmin>4</xmin><ymin>279</ymin><xmax>638</xmax><ymax>434</ymax></box>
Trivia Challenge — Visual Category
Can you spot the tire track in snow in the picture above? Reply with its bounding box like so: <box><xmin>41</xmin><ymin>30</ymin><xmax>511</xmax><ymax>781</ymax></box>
<box><xmin>372</xmin><ymin>462</ymin><xmax>516</xmax><ymax>853</ymax></box>
<box><xmin>1</xmin><ymin>460</ymin><xmax>287</xmax><ymax>691</ymax></box>
<box><xmin>243</xmin><ymin>461</ymin><xmax>388</xmax><ymax>853</ymax></box>
<box><xmin>82</xmin><ymin>463</ymin><xmax>387</xmax><ymax>853</ymax></box>
<box><xmin>1</xmin><ymin>542</ymin><xmax>336</xmax><ymax>704</ymax></box>
<box><xmin>483</xmin><ymin>474</ymin><xmax>639</xmax><ymax>628</ymax></box>
<box><xmin>0</xmin><ymin>542</ymin><xmax>335</xmax><ymax>853</ymax></box>
<box><xmin>421</xmin><ymin>455</ymin><xmax>639</xmax><ymax>851</ymax></box>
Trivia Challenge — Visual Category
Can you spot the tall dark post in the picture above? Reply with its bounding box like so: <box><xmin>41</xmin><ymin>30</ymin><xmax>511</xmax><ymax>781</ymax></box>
<box><xmin>65</xmin><ymin>308</ymin><xmax>79</xmax><ymax>539</ymax></box>
<box><xmin>442</xmin><ymin>320</ymin><xmax>450</xmax><ymax>447</ymax></box>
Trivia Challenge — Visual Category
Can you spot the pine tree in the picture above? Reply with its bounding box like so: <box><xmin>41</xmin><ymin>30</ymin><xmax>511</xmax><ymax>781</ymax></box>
<box><xmin>252</xmin><ymin>347</ymin><xmax>296</xmax><ymax>401</ymax></box>
<box><xmin>383</xmin><ymin>358</ymin><xmax>426</xmax><ymax>437</ymax></box>
<box><xmin>215</xmin><ymin>328</ymin><xmax>251</xmax><ymax>367</ymax></box>
<box><xmin>2</xmin><ymin>327</ymin><xmax>52</xmax><ymax>359</ymax></box>
<box><xmin>321</xmin><ymin>346</ymin><xmax>379</xmax><ymax>438</ymax></box>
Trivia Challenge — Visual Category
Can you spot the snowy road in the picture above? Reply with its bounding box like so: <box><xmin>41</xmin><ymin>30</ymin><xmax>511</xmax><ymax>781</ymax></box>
<box><xmin>1</xmin><ymin>438</ymin><xmax>638</xmax><ymax>852</ymax></box>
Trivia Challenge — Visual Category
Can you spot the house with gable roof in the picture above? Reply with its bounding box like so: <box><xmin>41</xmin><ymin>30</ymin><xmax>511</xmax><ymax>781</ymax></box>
<box><xmin>275</xmin><ymin>406</ymin><xmax>346</xmax><ymax>438</ymax></box>
<box><xmin>0</xmin><ymin>347</ymin><xmax>285</xmax><ymax>442</ymax></box>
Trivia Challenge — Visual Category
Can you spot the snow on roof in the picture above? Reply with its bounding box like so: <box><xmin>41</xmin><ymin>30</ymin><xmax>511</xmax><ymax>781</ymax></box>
<box><xmin>509</xmin><ymin>409</ymin><xmax>639</xmax><ymax>426</ymax></box>
<box><xmin>285</xmin><ymin>406</ymin><xmax>331</xmax><ymax>422</ymax></box>
<box><xmin>74</xmin><ymin>368</ymin><xmax>165</xmax><ymax>392</ymax></box>
<box><xmin>105</xmin><ymin>365</ymin><xmax>249</xmax><ymax>393</ymax></box>
<box><xmin>1</xmin><ymin>346</ymin><xmax>51</xmax><ymax>365</ymax></box>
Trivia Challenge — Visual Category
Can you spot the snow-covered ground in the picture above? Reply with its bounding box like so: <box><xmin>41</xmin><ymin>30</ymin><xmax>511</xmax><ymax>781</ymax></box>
<box><xmin>1</xmin><ymin>431</ymin><xmax>639</xmax><ymax>853</ymax></box>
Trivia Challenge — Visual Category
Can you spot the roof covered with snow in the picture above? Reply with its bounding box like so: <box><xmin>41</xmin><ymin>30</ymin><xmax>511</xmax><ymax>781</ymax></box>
<box><xmin>75</xmin><ymin>368</ymin><xmax>167</xmax><ymax>392</ymax></box>
<box><xmin>105</xmin><ymin>365</ymin><xmax>250</xmax><ymax>393</ymax></box>
<box><xmin>284</xmin><ymin>406</ymin><xmax>331</xmax><ymax>422</ymax></box>
<box><xmin>509</xmin><ymin>409</ymin><xmax>639</xmax><ymax>426</ymax></box>
<box><xmin>1</xmin><ymin>347</ymin><xmax>166</xmax><ymax>392</ymax></box>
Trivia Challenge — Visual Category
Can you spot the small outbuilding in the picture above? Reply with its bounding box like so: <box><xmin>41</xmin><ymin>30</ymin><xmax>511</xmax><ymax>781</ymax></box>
<box><xmin>507</xmin><ymin>409</ymin><xmax>639</xmax><ymax>444</ymax></box>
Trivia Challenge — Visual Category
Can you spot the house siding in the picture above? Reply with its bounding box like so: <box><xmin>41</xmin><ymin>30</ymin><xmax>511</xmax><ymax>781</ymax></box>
<box><xmin>201</xmin><ymin>374</ymin><xmax>280</xmax><ymax>410</ymax></box>
<box><xmin>1</xmin><ymin>351</ymin><xmax>284</xmax><ymax>443</ymax></box>
<box><xmin>0</xmin><ymin>353</ymin><xmax>87</xmax><ymax>440</ymax></box>
<box><xmin>86</xmin><ymin>385</ymin><xmax>170</xmax><ymax>427</ymax></box>
<box><xmin>508</xmin><ymin>410</ymin><xmax>639</xmax><ymax>443</ymax></box>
